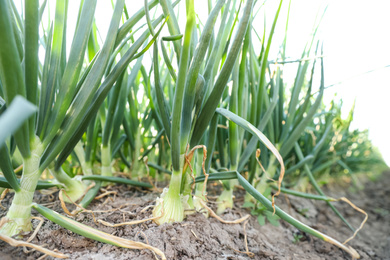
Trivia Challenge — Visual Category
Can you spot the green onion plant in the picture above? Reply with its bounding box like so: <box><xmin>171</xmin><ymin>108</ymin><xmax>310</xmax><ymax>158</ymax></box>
<box><xmin>0</xmin><ymin>1</ymin><xmax>385</xmax><ymax>259</ymax></box>
<box><xmin>0</xmin><ymin>0</ymin><xmax>164</xmax><ymax>237</ymax></box>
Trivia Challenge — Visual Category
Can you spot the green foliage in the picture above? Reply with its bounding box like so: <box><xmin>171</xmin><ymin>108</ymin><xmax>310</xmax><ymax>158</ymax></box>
<box><xmin>242</xmin><ymin>200</ymin><xmax>281</xmax><ymax>227</ymax></box>
<box><xmin>0</xmin><ymin>1</ymin><xmax>385</xmax><ymax>258</ymax></box>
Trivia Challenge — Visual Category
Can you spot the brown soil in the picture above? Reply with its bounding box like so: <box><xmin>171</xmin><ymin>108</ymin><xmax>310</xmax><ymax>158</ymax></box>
<box><xmin>0</xmin><ymin>171</ymin><xmax>389</xmax><ymax>260</ymax></box>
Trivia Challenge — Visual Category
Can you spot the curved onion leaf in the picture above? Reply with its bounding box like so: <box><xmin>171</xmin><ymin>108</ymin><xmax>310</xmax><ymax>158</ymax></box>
<box><xmin>0</xmin><ymin>176</ymin><xmax>61</xmax><ymax>190</ymax></box>
<box><xmin>0</xmin><ymin>96</ymin><xmax>37</xmax><ymax>148</ymax></box>
<box><xmin>237</xmin><ymin>173</ymin><xmax>359</xmax><ymax>259</ymax></box>
<box><xmin>81</xmin><ymin>175</ymin><xmax>152</xmax><ymax>188</ymax></box>
<box><xmin>32</xmin><ymin>203</ymin><xmax>166</xmax><ymax>259</ymax></box>
<box><xmin>162</xmin><ymin>34</ymin><xmax>183</xmax><ymax>41</ymax></box>
<box><xmin>190</xmin><ymin>169</ymin><xmax>359</xmax><ymax>258</ymax></box>
<box><xmin>216</xmin><ymin>107</ymin><xmax>285</xmax><ymax>198</ymax></box>
<box><xmin>79</xmin><ymin>181</ymin><xmax>101</xmax><ymax>209</ymax></box>
<box><xmin>270</xmin><ymin>185</ymin><xmax>335</xmax><ymax>202</ymax></box>
<box><xmin>0</xmin><ymin>145</ymin><xmax>20</xmax><ymax>191</ymax></box>
<box><xmin>193</xmin><ymin>171</ymin><xmax>238</xmax><ymax>183</ymax></box>
<box><xmin>294</xmin><ymin>142</ymin><xmax>355</xmax><ymax>232</ymax></box>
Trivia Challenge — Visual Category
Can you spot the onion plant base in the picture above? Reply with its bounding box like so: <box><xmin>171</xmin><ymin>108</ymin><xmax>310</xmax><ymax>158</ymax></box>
<box><xmin>216</xmin><ymin>188</ymin><xmax>234</xmax><ymax>215</ymax></box>
<box><xmin>60</xmin><ymin>179</ymin><xmax>87</xmax><ymax>204</ymax></box>
<box><xmin>0</xmin><ymin>137</ymin><xmax>44</xmax><ymax>237</ymax></box>
<box><xmin>48</xmin><ymin>166</ymin><xmax>87</xmax><ymax>203</ymax></box>
<box><xmin>193</xmin><ymin>192</ymin><xmax>209</xmax><ymax>218</ymax></box>
<box><xmin>153</xmin><ymin>154</ymin><xmax>192</xmax><ymax>225</ymax></box>
<box><xmin>152</xmin><ymin>187</ymin><xmax>190</xmax><ymax>225</ymax></box>
<box><xmin>0</xmin><ymin>217</ymin><xmax>32</xmax><ymax>238</ymax></box>
<box><xmin>101</xmin><ymin>145</ymin><xmax>112</xmax><ymax>178</ymax></box>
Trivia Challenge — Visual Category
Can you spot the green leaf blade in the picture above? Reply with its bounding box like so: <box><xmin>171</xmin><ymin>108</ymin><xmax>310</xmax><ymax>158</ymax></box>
<box><xmin>0</xmin><ymin>0</ymin><xmax>30</xmax><ymax>157</ymax></box>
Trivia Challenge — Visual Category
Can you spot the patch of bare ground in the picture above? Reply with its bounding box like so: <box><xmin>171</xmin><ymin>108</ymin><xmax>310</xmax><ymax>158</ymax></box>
<box><xmin>1</xmin><ymin>171</ymin><xmax>389</xmax><ymax>259</ymax></box>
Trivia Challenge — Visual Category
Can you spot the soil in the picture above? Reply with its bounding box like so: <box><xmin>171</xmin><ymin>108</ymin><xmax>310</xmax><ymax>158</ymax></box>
<box><xmin>0</xmin><ymin>171</ymin><xmax>389</xmax><ymax>260</ymax></box>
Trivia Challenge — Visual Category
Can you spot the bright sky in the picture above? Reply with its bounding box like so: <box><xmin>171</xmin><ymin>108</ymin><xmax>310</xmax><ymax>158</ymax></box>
<box><xmin>19</xmin><ymin>0</ymin><xmax>390</xmax><ymax>165</ymax></box>
<box><xmin>319</xmin><ymin>1</ymin><xmax>390</xmax><ymax>166</ymax></box>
